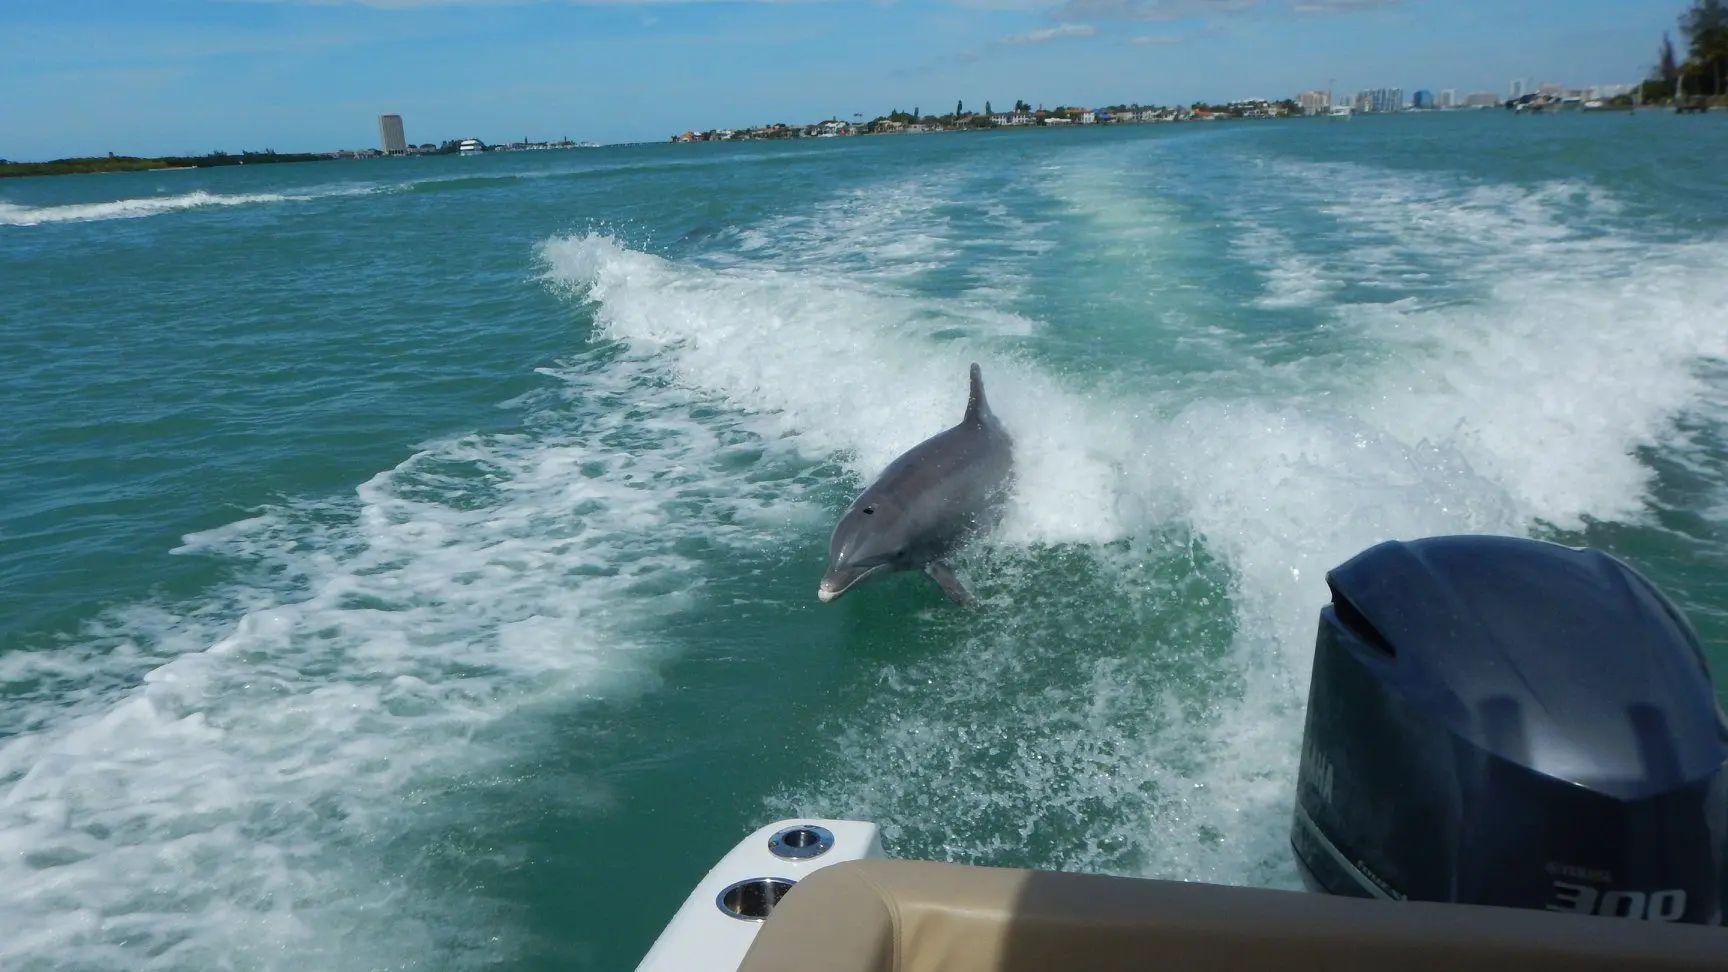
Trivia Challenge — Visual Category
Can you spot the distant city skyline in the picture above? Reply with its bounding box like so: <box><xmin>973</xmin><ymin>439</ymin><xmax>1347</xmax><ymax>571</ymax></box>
<box><xmin>1291</xmin><ymin>75</ymin><xmax>1644</xmax><ymax>115</ymax></box>
<box><xmin>0</xmin><ymin>0</ymin><xmax>1693</xmax><ymax>160</ymax></box>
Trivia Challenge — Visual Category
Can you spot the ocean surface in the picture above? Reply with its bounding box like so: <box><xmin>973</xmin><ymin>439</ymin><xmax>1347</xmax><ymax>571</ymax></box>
<box><xmin>3</xmin><ymin>112</ymin><xmax>1727</xmax><ymax>969</ymax></box>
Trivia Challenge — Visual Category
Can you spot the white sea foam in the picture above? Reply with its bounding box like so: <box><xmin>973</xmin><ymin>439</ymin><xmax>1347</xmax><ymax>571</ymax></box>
<box><xmin>711</xmin><ymin>165</ymin><xmax>1056</xmax><ymax>307</ymax></box>
<box><xmin>0</xmin><ymin>358</ymin><xmax>822</xmax><ymax>967</ymax></box>
<box><xmin>1227</xmin><ymin>160</ymin><xmax>1638</xmax><ymax>308</ymax></box>
<box><xmin>0</xmin><ymin>186</ymin><xmax>375</xmax><ymax>227</ymax></box>
<box><xmin>1226</xmin><ymin>159</ymin><xmax>1728</xmax><ymax>526</ymax></box>
<box><xmin>1234</xmin><ymin>224</ymin><xmax>1340</xmax><ymax>309</ymax></box>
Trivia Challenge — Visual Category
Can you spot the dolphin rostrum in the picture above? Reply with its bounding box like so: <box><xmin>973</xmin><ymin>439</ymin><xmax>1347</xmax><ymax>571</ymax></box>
<box><xmin>818</xmin><ymin>363</ymin><xmax>1013</xmax><ymax>606</ymax></box>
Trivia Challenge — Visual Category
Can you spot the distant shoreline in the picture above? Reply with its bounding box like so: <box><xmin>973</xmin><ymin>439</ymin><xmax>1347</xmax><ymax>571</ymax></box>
<box><xmin>0</xmin><ymin>153</ymin><xmax>329</xmax><ymax>180</ymax></box>
<box><xmin>49</xmin><ymin>164</ymin><xmax>200</xmax><ymax>178</ymax></box>
<box><xmin>2</xmin><ymin>141</ymin><xmax>597</xmax><ymax>179</ymax></box>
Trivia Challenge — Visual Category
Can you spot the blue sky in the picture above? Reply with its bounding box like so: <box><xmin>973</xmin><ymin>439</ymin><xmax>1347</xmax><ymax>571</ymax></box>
<box><xmin>1</xmin><ymin>0</ymin><xmax>1690</xmax><ymax>159</ymax></box>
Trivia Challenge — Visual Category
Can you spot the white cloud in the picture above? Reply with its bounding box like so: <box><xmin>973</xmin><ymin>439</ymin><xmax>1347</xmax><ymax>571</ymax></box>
<box><xmin>1001</xmin><ymin>22</ymin><xmax>1098</xmax><ymax>44</ymax></box>
<box><xmin>948</xmin><ymin>0</ymin><xmax>1062</xmax><ymax>9</ymax></box>
<box><xmin>222</xmin><ymin>0</ymin><xmax>532</xmax><ymax>7</ymax></box>
<box><xmin>1055</xmin><ymin>0</ymin><xmax>1257</xmax><ymax>22</ymax></box>
<box><xmin>1049</xmin><ymin>0</ymin><xmax>1398</xmax><ymax>22</ymax></box>
<box><xmin>231</xmin><ymin>0</ymin><xmax>806</xmax><ymax>7</ymax></box>
<box><xmin>1291</xmin><ymin>0</ymin><xmax>1395</xmax><ymax>12</ymax></box>
<box><xmin>1128</xmin><ymin>33</ymin><xmax>1181</xmax><ymax>43</ymax></box>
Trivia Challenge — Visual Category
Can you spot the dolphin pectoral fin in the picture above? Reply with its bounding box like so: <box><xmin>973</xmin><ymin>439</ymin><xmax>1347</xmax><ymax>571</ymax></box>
<box><xmin>925</xmin><ymin>561</ymin><xmax>976</xmax><ymax>607</ymax></box>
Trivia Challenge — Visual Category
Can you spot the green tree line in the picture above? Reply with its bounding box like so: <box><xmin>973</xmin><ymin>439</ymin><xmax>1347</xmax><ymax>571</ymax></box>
<box><xmin>1</xmin><ymin>149</ymin><xmax>333</xmax><ymax>179</ymax></box>
<box><xmin>1645</xmin><ymin>0</ymin><xmax>1728</xmax><ymax>100</ymax></box>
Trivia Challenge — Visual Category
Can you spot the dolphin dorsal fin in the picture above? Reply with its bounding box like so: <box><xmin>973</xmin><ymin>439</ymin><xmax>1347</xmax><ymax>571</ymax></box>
<box><xmin>964</xmin><ymin>363</ymin><xmax>993</xmax><ymax>426</ymax></box>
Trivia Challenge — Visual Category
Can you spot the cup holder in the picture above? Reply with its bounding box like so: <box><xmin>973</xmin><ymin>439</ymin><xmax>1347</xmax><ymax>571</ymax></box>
<box><xmin>716</xmin><ymin>877</ymin><xmax>796</xmax><ymax>922</ymax></box>
<box><xmin>768</xmin><ymin>824</ymin><xmax>835</xmax><ymax>860</ymax></box>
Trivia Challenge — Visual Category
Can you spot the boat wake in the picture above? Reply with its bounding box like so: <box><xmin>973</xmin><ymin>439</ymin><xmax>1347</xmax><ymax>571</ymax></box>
<box><xmin>541</xmin><ymin>145</ymin><xmax>1728</xmax><ymax>887</ymax></box>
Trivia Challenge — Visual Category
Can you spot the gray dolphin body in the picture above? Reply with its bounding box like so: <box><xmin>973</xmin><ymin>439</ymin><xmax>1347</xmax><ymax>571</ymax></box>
<box><xmin>818</xmin><ymin>363</ymin><xmax>1013</xmax><ymax>606</ymax></box>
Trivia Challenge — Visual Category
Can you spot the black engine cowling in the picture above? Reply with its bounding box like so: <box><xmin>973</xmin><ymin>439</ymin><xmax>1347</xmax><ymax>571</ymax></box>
<box><xmin>1292</xmin><ymin>535</ymin><xmax>1728</xmax><ymax>924</ymax></box>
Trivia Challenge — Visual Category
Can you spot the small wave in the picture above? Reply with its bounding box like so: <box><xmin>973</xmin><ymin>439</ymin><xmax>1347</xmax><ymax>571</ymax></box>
<box><xmin>0</xmin><ymin>186</ymin><xmax>374</xmax><ymax>227</ymax></box>
<box><xmin>393</xmin><ymin>174</ymin><xmax>529</xmax><ymax>194</ymax></box>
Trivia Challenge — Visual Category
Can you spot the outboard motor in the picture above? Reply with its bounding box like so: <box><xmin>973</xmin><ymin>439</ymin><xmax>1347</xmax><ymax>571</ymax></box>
<box><xmin>1292</xmin><ymin>535</ymin><xmax>1728</xmax><ymax>924</ymax></box>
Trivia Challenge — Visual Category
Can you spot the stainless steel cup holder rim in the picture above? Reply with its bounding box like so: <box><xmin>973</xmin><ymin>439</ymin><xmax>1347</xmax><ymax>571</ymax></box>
<box><xmin>768</xmin><ymin>824</ymin><xmax>835</xmax><ymax>860</ymax></box>
<box><xmin>715</xmin><ymin>877</ymin><xmax>796</xmax><ymax>922</ymax></box>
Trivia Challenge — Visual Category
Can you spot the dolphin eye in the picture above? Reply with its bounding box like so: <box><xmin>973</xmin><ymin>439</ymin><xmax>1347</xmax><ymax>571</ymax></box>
<box><xmin>862</xmin><ymin>506</ymin><xmax>875</xmax><ymax>515</ymax></box>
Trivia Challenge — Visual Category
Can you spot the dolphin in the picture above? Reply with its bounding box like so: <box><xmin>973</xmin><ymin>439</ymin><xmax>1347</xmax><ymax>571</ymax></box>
<box><xmin>818</xmin><ymin>363</ymin><xmax>1013</xmax><ymax>606</ymax></box>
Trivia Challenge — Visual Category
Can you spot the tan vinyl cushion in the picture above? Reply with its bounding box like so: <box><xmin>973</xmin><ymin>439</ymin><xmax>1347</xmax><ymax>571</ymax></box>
<box><xmin>738</xmin><ymin>859</ymin><xmax>1728</xmax><ymax>971</ymax></box>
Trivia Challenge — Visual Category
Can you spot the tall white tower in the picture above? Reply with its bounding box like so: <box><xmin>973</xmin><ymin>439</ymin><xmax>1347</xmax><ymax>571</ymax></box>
<box><xmin>379</xmin><ymin>114</ymin><xmax>407</xmax><ymax>154</ymax></box>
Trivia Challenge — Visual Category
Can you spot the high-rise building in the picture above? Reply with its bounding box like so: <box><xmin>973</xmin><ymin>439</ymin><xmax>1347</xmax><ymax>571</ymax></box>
<box><xmin>1465</xmin><ymin>91</ymin><xmax>1500</xmax><ymax>108</ymax></box>
<box><xmin>1298</xmin><ymin>90</ymin><xmax>1331</xmax><ymax>115</ymax></box>
<box><xmin>1510</xmin><ymin>79</ymin><xmax>1525</xmax><ymax>99</ymax></box>
<box><xmin>1356</xmin><ymin>87</ymin><xmax>1403</xmax><ymax>113</ymax></box>
<box><xmin>379</xmin><ymin>114</ymin><xmax>407</xmax><ymax>154</ymax></box>
<box><xmin>1412</xmin><ymin>90</ymin><xmax>1435</xmax><ymax>110</ymax></box>
<box><xmin>1438</xmin><ymin>89</ymin><xmax>1457</xmax><ymax>109</ymax></box>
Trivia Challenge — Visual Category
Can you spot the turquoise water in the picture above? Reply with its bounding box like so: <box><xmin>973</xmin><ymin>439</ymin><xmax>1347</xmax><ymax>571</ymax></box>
<box><xmin>3</xmin><ymin>112</ymin><xmax>1727</xmax><ymax>969</ymax></box>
